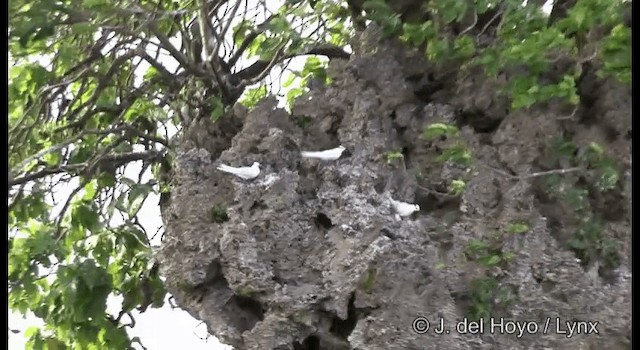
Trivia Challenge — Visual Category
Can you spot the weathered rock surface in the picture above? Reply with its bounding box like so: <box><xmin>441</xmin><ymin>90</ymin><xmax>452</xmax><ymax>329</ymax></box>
<box><xmin>159</xmin><ymin>25</ymin><xmax>631</xmax><ymax>350</ymax></box>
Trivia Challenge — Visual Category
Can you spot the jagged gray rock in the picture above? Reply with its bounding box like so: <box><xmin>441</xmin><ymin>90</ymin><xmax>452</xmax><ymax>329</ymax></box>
<box><xmin>159</xmin><ymin>24</ymin><xmax>631</xmax><ymax>350</ymax></box>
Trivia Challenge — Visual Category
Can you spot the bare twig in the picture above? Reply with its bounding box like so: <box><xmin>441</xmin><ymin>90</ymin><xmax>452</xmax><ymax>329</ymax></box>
<box><xmin>477</xmin><ymin>8</ymin><xmax>504</xmax><ymax>38</ymax></box>
<box><xmin>459</xmin><ymin>11</ymin><xmax>478</xmax><ymax>36</ymax></box>
<box><xmin>518</xmin><ymin>167</ymin><xmax>582</xmax><ymax>179</ymax></box>
<box><xmin>149</xmin><ymin>23</ymin><xmax>202</xmax><ymax>75</ymax></box>
<box><xmin>478</xmin><ymin>162</ymin><xmax>582</xmax><ymax>180</ymax></box>
<box><xmin>216</xmin><ymin>0</ymin><xmax>243</xmax><ymax>56</ymax></box>
<box><xmin>9</xmin><ymin>150</ymin><xmax>163</xmax><ymax>188</ymax></box>
<box><xmin>54</xmin><ymin>182</ymin><xmax>86</xmax><ymax>241</ymax></box>
<box><xmin>556</xmin><ymin>105</ymin><xmax>579</xmax><ymax>120</ymax></box>
<box><xmin>237</xmin><ymin>40</ymin><xmax>288</xmax><ymax>88</ymax></box>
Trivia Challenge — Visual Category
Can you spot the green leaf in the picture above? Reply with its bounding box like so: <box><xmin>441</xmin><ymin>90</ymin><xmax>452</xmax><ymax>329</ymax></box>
<box><xmin>42</xmin><ymin>152</ymin><xmax>61</xmax><ymax>167</ymax></box>
<box><xmin>71</xmin><ymin>203</ymin><xmax>100</xmax><ymax>232</ymax></box>
<box><xmin>286</xmin><ymin>87</ymin><xmax>306</xmax><ymax>111</ymax></box>
<box><xmin>485</xmin><ymin>255</ymin><xmax>502</xmax><ymax>266</ymax></box>
<box><xmin>83</xmin><ymin>181</ymin><xmax>98</xmax><ymax>201</ymax></box>
<box><xmin>211</xmin><ymin>104</ymin><xmax>225</xmax><ymax>121</ymax></box>
<box><xmin>449</xmin><ymin>180</ymin><xmax>466</xmax><ymax>195</ymax></box>
<box><xmin>127</xmin><ymin>183</ymin><xmax>153</xmax><ymax>218</ymax></box>
<box><xmin>422</xmin><ymin>123</ymin><xmax>458</xmax><ymax>139</ymax></box>
<box><xmin>240</xmin><ymin>85</ymin><xmax>268</xmax><ymax>108</ymax></box>
<box><xmin>512</xmin><ymin>92</ymin><xmax>537</xmax><ymax>109</ymax></box>
<box><xmin>85</xmin><ymin>0</ymin><xmax>109</xmax><ymax>9</ymax></box>
<box><xmin>282</xmin><ymin>73</ymin><xmax>299</xmax><ymax>88</ymax></box>
<box><xmin>71</xmin><ymin>22</ymin><xmax>97</xmax><ymax>35</ymax></box>
<box><xmin>596</xmin><ymin>166</ymin><xmax>619</xmax><ymax>191</ymax></box>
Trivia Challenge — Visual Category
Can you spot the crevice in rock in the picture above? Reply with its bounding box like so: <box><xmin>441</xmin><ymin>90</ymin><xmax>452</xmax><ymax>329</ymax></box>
<box><xmin>401</xmin><ymin>146</ymin><xmax>411</xmax><ymax>165</ymax></box>
<box><xmin>314</xmin><ymin>213</ymin><xmax>333</xmax><ymax>230</ymax></box>
<box><xmin>588</xmin><ymin>187</ymin><xmax>625</xmax><ymax>222</ymax></box>
<box><xmin>250</xmin><ymin>200</ymin><xmax>268</xmax><ymax>211</ymax></box>
<box><xmin>456</xmin><ymin>110</ymin><xmax>502</xmax><ymax>134</ymax></box>
<box><xmin>328</xmin><ymin>114</ymin><xmax>344</xmax><ymax>138</ymax></box>
<box><xmin>538</xmin><ymin>279</ymin><xmax>557</xmax><ymax>293</ymax></box>
<box><xmin>415</xmin><ymin>192</ymin><xmax>461</xmax><ymax>217</ymax></box>
<box><xmin>380</xmin><ymin>228</ymin><xmax>398</xmax><ymax>241</ymax></box>
<box><xmin>409</xmin><ymin>72</ymin><xmax>442</xmax><ymax>103</ymax></box>
<box><xmin>602</xmin><ymin>125</ymin><xmax>619</xmax><ymax>142</ymax></box>
<box><xmin>293</xmin><ymin>335</ymin><xmax>320</xmax><ymax>350</ymax></box>
<box><xmin>225</xmin><ymin>294</ymin><xmax>265</xmax><ymax>333</ymax></box>
<box><xmin>329</xmin><ymin>292</ymin><xmax>358</xmax><ymax>340</ymax></box>
<box><xmin>373</xmin><ymin>178</ymin><xmax>387</xmax><ymax>194</ymax></box>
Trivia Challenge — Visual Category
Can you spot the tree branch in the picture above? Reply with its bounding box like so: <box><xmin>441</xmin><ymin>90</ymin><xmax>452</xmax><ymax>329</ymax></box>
<box><xmin>232</xmin><ymin>43</ymin><xmax>350</xmax><ymax>83</ymax></box>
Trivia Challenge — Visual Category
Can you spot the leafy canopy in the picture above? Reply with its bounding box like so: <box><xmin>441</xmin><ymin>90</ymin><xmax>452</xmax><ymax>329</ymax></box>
<box><xmin>9</xmin><ymin>0</ymin><xmax>352</xmax><ymax>348</ymax></box>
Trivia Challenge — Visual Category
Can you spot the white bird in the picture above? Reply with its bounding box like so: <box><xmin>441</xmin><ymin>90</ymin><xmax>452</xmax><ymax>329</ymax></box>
<box><xmin>300</xmin><ymin>145</ymin><xmax>346</xmax><ymax>161</ymax></box>
<box><xmin>389</xmin><ymin>198</ymin><xmax>420</xmax><ymax>221</ymax></box>
<box><xmin>216</xmin><ymin>162</ymin><xmax>261</xmax><ymax>180</ymax></box>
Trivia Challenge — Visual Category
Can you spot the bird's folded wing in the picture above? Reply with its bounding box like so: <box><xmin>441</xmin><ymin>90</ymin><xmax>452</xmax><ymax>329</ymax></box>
<box><xmin>217</xmin><ymin>164</ymin><xmax>234</xmax><ymax>171</ymax></box>
<box><xmin>301</xmin><ymin>151</ymin><xmax>320</xmax><ymax>157</ymax></box>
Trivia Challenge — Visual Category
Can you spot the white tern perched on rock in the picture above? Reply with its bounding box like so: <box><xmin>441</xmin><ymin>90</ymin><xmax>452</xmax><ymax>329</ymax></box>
<box><xmin>216</xmin><ymin>162</ymin><xmax>261</xmax><ymax>180</ymax></box>
<box><xmin>389</xmin><ymin>197</ymin><xmax>420</xmax><ymax>221</ymax></box>
<box><xmin>300</xmin><ymin>145</ymin><xmax>346</xmax><ymax>161</ymax></box>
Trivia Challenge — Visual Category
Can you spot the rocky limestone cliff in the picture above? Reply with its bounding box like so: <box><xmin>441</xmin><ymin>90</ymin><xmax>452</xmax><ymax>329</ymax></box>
<box><xmin>159</xmin><ymin>25</ymin><xmax>631</xmax><ymax>350</ymax></box>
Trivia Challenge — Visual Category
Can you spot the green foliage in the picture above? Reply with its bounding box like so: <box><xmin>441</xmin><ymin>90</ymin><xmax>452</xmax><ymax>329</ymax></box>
<box><xmin>209</xmin><ymin>96</ymin><xmax>226</xmax><ymax>122</ymax></box>
<box><xmin>583</xmin><ymin>142</ymin><xmax>620</xmax><ymax>192</ymax></box>
<box><xmin>505</xmin><ymin>221</ymin><xmax>530</xmax><ymax>234</ymax></box>
<box><xmin>438</xmin><ymin>145</ymin><xmax>472</xmax><ymax>167</ymax></box>
<box><xmin>464</xmin><ymin>222</ymin><xmax>528</xmax><ymax>270</ymax></box>
<box><xmin>361</xmin><ymin>268</ymin><xmax>377</xmax><ymax>294</ymax></box>
<box><xmin>422</xmin><ymin>123</ymin><xmax>472</xmax><ymax>167</ymax></box>
<box><xmin>383</xmin><ymin>150</ymin><xmax>404</xmax><ymax>165</ymax></box>
<box><xmin>448</xmin><ymin>179</ymin><xmax>466</xmax><ymax>196</ymax></box>
<box><xmin>421</xmin><ymin>122</ymin><xmax>471</xmax><ymax>196</ymax></box>
<box><xmin>9</xmin><ymin>0</ymin><xmax>629</xmax><ymax>347</ymax></box>
<box><xmin>293</xmin><ymin>115</ymin><xmax>313</xmax><ymax>128</ymax></box>
<box><xmin>9</xmin><ymin>0</ymin><xmax>357</xmax><ymax>345</ymax></box>
<box><xmin>464</xmin><ymin>237</ymin><xmax>511</xmax><ymax>268</ymax></box>
<box><xmin>400</xmin><ymin>21</ymin><xmax>435</xmax><ymax>47</ymax></box>
<box><xmin>283</xmin><ymin>56</ymin><xmax>331</xmax><ymax>111</ymax></box>
<box><xmin>236</xmin><ymin>286</ymin><xmax>260</xmax><ymax>298</ymax></box>
<box><xmin>540</xmin><ymin>138</ymin><xmax>622</xmax><ymax>270</ymax></box>
<box><xmin>368</xmin><ymin>0</ymin><xmax>630</xmax><ymax>109</ymax></box>
<box><xmin>210</xmin><ymin>204</ymin><xmax>229</xmax><ymax>224</ymax></box>
<box><xmin>422</xmin><ymin>123</ymin><xmax>459</xmax><ymax>140</ymax></box>
<box><xmin>240</xmin><ymin>85</ymin><xmax>268</xmax><ymax>109</ymax></box>
<box><xmin>362</xmin><ymin>0</ymin><xmax>402</xmax><ymax>36</ymax></box>
<box><xmin>598</xmin><ymin>24</ymin><xmax>631</xmax><ymax>84</ymax></box>
<box><xmin>467</xmin><ymin>277</ymin><xmax>516</xmax><ymax>322</ymax></box>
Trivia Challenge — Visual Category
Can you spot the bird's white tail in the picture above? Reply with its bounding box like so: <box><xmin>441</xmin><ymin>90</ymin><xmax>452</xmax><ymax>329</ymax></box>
<box><xmin>216</xmin><ymin>164</ymin><xmax>232</xmax><ymax>171</ymax></box>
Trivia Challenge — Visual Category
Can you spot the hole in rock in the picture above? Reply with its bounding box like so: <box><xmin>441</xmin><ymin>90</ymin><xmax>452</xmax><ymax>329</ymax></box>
<box><xmin>314</xmin><ymin>213</ymin><xmax>333</xmax><ymax>230</ymax></box>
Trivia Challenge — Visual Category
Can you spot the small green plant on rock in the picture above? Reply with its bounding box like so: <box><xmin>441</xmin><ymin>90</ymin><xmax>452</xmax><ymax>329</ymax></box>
<box><xmin>539</xmin><ymin>138</ymin><xmax>622</xmax><ymax>271</ymax></box>
<box><xmin>210</xmin><ymin>203</ymin><xmax>229</xmax><ymax>223</ymax></box>
<box><xmin>464</xmin><ymin>221</ymin><xmax>527</xmax><ymax>269</ymax></box>
<box><xmin>384</xmin><ymin>150</ymin><xmax>404</xmax><ymax>165</ymax></box>
<box><xmin>422</xmin><ymin>122</ymin><xmax>472</xmax><ymax>196</ymax></box>
<box><xmin>236</xmin><ymin>285</ymin><xmax>260</xmax><ymax>298</ymax></box>
<box><xmin>467</xmin><ymin>277</ymin><xmax>516</xmax><ymax>322</ymax></box>
<box><xmin>294</xmin><ymin>115</ymin><xmax>313</xmax><ymax>129</ymax></box>
<box><xmin>422</xmin><ymin>123</ymin><xmax>472</xmax><ymax>167</ymax></box>
<box><xmin>361</xmin><ymin>268</ymin><xmax>377</xmax><ymax>294</ymax></box>
<box><xmin>504</xmin><ymin>221</ymin><xmax>530</xmax><ymax>234</ymax></box>
<box><xmin>448</xmin><ymin>179</ymin><xmax>466</xmax><ymax>196</ymax></box>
